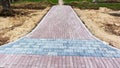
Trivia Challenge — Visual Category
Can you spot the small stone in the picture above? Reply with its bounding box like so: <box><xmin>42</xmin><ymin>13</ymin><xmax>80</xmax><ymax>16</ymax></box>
<box><xmin>114</xmin><ymin>23</ymin><xmax>120</xmax><ymax>26</ymax></box>
<box><xmin>0</xmin><ymin>36</ymin><xmax>9</xmax><ymax>42</ymax></box>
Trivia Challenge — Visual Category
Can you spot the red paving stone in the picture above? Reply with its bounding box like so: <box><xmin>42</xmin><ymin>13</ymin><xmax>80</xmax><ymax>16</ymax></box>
<box><xmin>27</xmin><ymin>6</ymin><xmax>95</xmax><ymax>40</ymax></box>
<box><xmin>0</xmin><ymin>54</ymin><xmax>120</xmax><ymax>68</ymax></box>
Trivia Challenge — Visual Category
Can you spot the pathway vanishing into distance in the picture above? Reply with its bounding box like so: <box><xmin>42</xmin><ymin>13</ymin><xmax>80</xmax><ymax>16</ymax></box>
<box><xmin>0</xmin><ymin>5</ymin><xmax>120</xmax><ymax>68</ymax></box>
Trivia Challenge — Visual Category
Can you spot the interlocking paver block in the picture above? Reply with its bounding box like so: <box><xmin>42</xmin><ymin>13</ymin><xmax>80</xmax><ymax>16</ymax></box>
<box><xmin>0</xmin><ymin>38</ymin><xmax>120</xmax><ymax>58</ymax></box>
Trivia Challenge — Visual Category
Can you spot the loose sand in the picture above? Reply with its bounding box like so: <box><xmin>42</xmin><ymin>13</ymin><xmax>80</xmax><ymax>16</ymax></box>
<box><xmin>0</xmin><ymin>7</ymin><xmax>50</xmax><ymax>45</ymax></box>
<box><xmin>74</xmin><ymin>7</ymin><xmax>120</xmax><ymax>49</ymax></box>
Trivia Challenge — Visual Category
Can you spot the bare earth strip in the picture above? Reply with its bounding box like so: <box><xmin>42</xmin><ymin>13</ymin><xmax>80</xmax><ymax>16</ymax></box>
<box><xmin>0</xmin><ymin>7</ymin><xmax>50</xmax><ymax>45</ymax></box>
<box><xmin>74</xmin><ymin>8</ymin><xmax>120</xmax><ymax>49</ymax></box>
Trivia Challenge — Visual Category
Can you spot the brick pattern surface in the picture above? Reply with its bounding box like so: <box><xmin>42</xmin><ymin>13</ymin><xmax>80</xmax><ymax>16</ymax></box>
<box><xmin>27</xmin><ymin>5</ymin><xmax>94</xmax><ymax>40</ymax></box>
<box><xmin>0</xmin><ymin>38</ymin><xmax>120</xmax><ymax>58</ymax></box>
<box><xmin>0</xmin><ymin>54</ymin><xmax>120</xmax><ymax>68</ymax></box>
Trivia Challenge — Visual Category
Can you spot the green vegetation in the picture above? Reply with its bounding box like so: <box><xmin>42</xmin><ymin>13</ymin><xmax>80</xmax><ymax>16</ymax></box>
<box><xmin>12</xmin><ymin>0</ymin><xmax>120</xmax><ymax>10</ymax></box>
<box><xmin>97</xmin><ymin>3</ymin><xmax>120</xmax><ymax>10</ymax></box>
<box><xmin>68</xmin><ymin>2</ymin><xmax>120</xmax><ymax>10</ymax></box>
<box><xmin>19</xmin><ymin>0</ymin><xmax>42</xmax><ymax>2</ymax></box>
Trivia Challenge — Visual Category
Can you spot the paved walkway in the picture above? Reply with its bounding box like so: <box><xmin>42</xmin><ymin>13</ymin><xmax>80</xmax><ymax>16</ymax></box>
<box><xmin>27</xmin><ymin>5</ymin><xmax>94</xmax><ymax>40</ymax></box>
<box><xmin>0</xmin><ymin>5</ymin><xmax>120</xmax><ymax>68</ymax></box>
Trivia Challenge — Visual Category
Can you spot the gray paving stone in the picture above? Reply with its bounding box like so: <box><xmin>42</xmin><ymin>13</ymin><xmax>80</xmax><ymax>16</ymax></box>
<box><xmin>0</xmin><ymin>38</ymin><xmax>120</xmax><ymax>58</ymax></box>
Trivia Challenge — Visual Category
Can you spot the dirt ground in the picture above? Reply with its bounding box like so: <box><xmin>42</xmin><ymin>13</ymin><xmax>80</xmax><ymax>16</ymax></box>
<box><xmin>74</xmin><ymin>7</ymin><xmax>120</xmax><ymax>49</ymax></box>
<box><xmin>0</xmin><ymin>7</ymin><xmax>50</xmax><ymax>45</ymax></box>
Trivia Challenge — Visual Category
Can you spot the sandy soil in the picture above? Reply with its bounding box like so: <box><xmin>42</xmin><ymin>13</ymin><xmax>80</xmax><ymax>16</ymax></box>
<box><xmin>0</xmin><ymin>7</ymin><xmax>50</xmax><ymax>45</ymax></box>
<box><xmin>74</xmin><ymin>7</ymin><xmax>120</xmax><ymax>49</ymax></box>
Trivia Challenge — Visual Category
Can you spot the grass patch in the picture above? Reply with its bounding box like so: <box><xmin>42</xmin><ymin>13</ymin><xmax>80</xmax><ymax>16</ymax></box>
<box><xmin>10</xmin><ymin>0</ymin><xmax>53</xmax><ymax>9</ymax></box>
<box><xmin>10</xmin><ymin>0</ymin><xmax>120</xmax><ymax>10</ymax></box>
<box><xmin>97</xmin><ymin>3</ymin><xmax>120</xmax><ymax>10</ymax></box>
<box><xmin>65</xmin><ymin>1</ymin><xmax>120</xmax><ymax>10</ymax></box>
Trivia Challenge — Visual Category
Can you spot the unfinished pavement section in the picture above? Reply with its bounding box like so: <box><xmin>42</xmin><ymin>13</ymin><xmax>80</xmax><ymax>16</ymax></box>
<box><xmin>0</xmin><ymin>5</ymin><xmax>120</xmax><ymax>68</ymax></box>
